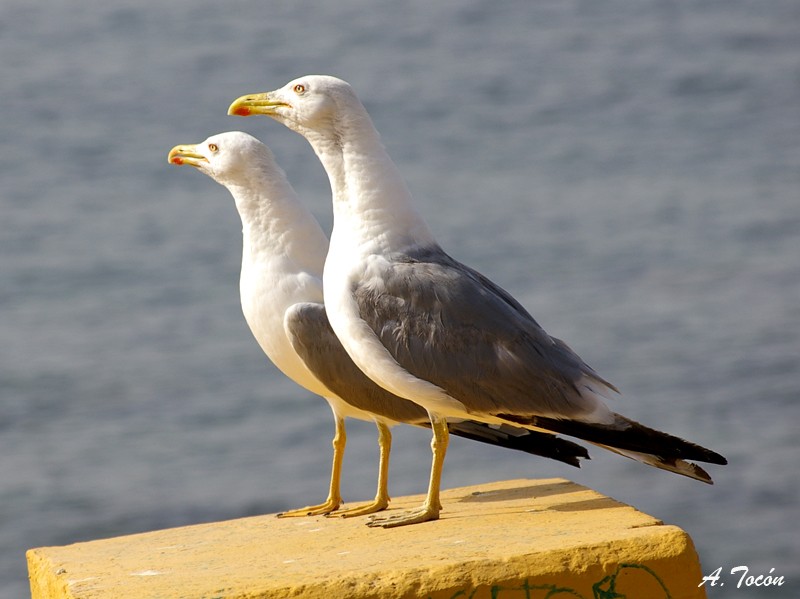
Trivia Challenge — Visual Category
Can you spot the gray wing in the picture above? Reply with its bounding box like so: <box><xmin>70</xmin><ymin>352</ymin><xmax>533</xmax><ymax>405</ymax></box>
<box><xmin>285</xmin><ymin>301</ymin><xmax>593</xmax><ymax>467</ymax></box>
<box><xmin>353</xmin><ymin>244</ymin><xmax>618</xmax><ymax>420</ymax></box>
<box><xmin>285</xmin><ymin>302</ymin><xmax>430</xmax><ymax>424</ymax></box>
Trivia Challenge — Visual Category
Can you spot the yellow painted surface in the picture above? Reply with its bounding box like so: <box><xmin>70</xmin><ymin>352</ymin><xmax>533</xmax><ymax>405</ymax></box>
<box><xmin>27</xmin><ymin>478</ymin><xmax>706</xmax><ymax>599</ymax></box>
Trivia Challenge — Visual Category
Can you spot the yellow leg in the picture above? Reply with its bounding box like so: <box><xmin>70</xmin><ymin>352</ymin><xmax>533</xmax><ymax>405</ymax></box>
<box><xmin>331</xmin><ymin>421</ymin><xmax>392</xmax><ymax>518</ymax></box>
<box><xmin>367</xmin><ymin>414</ymin><xmax>449</xmax><ymax>528</ymax></box>
<box><xmin>277</xmin><ymin>416</ymin><xmax>345</xmax><ymax>517</ymax></box>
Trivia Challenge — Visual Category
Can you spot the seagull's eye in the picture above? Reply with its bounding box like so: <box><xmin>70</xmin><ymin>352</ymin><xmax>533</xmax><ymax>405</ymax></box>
<box><xmin>208</xmin><ymin>143</ymin><xmax>219</xmax><ymax>153</ymax></box>
<box><xmin>293</xmin><ymin>84</ymin><xmax>306</xmax><ymax>95</ymax></box>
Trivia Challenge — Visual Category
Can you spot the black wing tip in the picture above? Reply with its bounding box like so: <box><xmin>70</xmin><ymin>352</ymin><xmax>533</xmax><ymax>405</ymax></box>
<box><xmin>500</xmin><ymin>413</ymin><xmax>728</xmax><ymax>467</ymax></box>
<box><xmin>446</xmin><ymin>422</ymin><xmax>591</xmax><ymax>468</ymax></box>
<box><xmin>706</xmin><ymin>451</ymin><xmax>728</xmax><ymax>466</ymax></box>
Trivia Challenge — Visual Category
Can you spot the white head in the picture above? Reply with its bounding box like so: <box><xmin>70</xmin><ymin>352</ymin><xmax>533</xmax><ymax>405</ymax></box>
<box><xmin>227</xmin><ymin>76</ymin><xmax>433</xmax><ymax>250</ymax></box>
<box><xmin>227</xmin><ymin>75</ymin><xmax>371</xmax><ymax>140</ymax></box>
<box><xmin>168</xmin><ymin>131</ymin><xmax>283</xmax><ymax>188</ymax></box>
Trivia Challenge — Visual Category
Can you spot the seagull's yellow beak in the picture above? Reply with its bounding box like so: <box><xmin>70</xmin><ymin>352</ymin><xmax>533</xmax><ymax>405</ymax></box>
<box><xmin>227</xmin><ymin>92</ymin><xmax>287</xmax><ymax>117</ymax></box>
<box><xmin>167</xmin><ymin>144</ymin><xmax>206</xmax><ymax>167</ymax></box>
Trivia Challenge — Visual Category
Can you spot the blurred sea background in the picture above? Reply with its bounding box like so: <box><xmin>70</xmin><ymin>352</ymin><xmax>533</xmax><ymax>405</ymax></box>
<box><xmin>1</xmin><ymin>1</ymin><xmax>798</xmax><ymax>597</ymax></box>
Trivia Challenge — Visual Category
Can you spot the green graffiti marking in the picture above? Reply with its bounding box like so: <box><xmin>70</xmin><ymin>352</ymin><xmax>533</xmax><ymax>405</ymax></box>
<box><xmin>432</xmin><ymin>562</ymin><xmax>672</xmax><ymax>599</ymax></box>
<box><xmin>593</xmin><ymin>563</ymin><xmax>671</xmax><ymax>599</ymax></box>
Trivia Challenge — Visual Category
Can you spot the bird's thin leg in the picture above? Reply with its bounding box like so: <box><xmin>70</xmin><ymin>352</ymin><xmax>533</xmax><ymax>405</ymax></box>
<box><xmin>278</xmin><ymin>416</ymin><xmax>345</xmax><ymax>517</ymax></box>
<box><xmin>367</xmin><ymin>414</ymin><xmax>448</xmax><ymax>528</ymax></box>
<box><xmin>330</xmin><ymin>421</ymin><xmax>392</xmax><ymax>518</ymax></box>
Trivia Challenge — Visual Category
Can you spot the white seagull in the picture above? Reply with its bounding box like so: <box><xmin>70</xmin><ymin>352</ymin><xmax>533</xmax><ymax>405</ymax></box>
<box><xmin>228</xmin><ymin>77</ymin><xmax>727</xmax><ymax>528</ymax></box>
<box><xmin>168</xmin><ymin>131</ymin><xmax>591</xmax><ymax>519</ymax></box>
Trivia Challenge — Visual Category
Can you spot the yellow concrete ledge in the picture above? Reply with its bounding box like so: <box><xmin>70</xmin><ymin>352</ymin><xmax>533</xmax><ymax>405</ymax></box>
<box><xmin>27</xmin><ymin>478</ymin><xmax>706</xmax><ymax>599</ymax></box>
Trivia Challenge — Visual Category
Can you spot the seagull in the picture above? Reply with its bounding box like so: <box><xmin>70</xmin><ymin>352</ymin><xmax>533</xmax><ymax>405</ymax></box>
<box><xmin>228</xmin><ymin>77</ymin><xmax>727</xmax><ymax>528</ymax></box>
<box><xmin>168</xmin><ymin>131</ymin><xmax>591</xmax><ymax>519</ymax></box>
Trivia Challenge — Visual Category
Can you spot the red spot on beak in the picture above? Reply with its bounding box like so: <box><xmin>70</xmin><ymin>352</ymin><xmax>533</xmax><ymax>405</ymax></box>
<box><xmin>171</xmin><ymin>157</ymin><xmax>184</xmax><ymax>165</ymax></box>
<box><xmin>232</xmin><ymin>106</ymin><xmax>251</xmax><ymax>116</ymax></box>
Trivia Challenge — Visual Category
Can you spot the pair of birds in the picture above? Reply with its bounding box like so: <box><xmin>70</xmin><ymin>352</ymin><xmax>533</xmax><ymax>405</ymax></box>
<box><xmin>168</xmin><ymin>75</ymin><xmax>726</xmax><ymax>528</ymax></box>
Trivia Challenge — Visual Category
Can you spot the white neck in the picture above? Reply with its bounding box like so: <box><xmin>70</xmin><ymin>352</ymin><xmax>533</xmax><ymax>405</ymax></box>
<box><xmin>225</xmin><ymin>168</ymin><xmax>330</xmax><ymax>398</ymax></box>
<box><xmin>227</xmin><ymin>173</ymin><xmax>327</xmax><ymax>276</ymax></box>
<box><xmin>302</xmin><ymin>108</ymin><xmax>436</xmax><ymax>256</ymax></box>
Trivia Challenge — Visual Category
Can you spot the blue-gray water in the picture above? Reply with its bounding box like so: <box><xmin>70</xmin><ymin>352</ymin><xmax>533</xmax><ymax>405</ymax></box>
<box><xmin>2</xmin><ymin>1</ymin><xmax>798</xmax><ymax>597</ymax></box>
